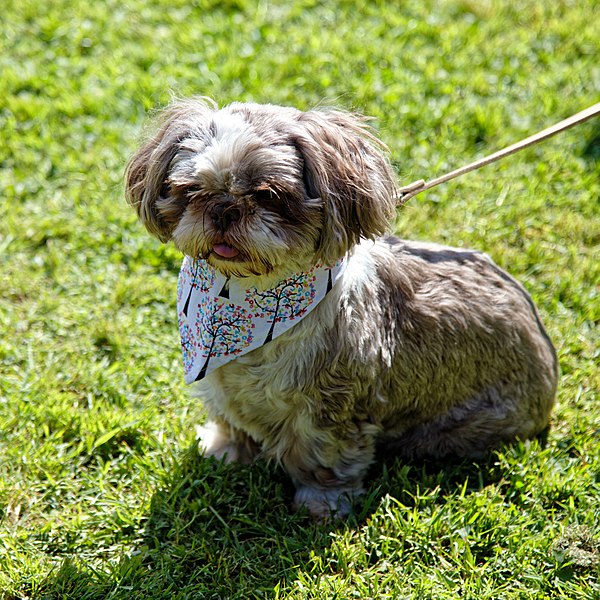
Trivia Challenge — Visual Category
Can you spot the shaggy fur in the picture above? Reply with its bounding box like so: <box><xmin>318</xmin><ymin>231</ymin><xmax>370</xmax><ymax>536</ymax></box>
<box><xmin>126</xmin><ymin>98</ymin><xmax>558</xmax><ymax>519</ymax></box>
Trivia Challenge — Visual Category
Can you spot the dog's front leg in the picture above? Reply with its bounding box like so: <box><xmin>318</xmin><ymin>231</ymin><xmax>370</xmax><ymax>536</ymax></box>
<box><xmin>283</xmin><ymin>421</ymin><xmax>380</xmax><ymax>520</ymax></box>
<box><xmin>196</xmin><ymin>416</ymin><xmax>260</xmax><ymax>465</ymax></box>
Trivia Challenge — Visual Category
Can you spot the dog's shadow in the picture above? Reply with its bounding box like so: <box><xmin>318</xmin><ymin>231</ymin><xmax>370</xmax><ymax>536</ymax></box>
<box><xmin>133</xmin><ymin>445</ymin><xmax>505</xmax><ymax>597</ymax></box>
<box><xmin>134</xmin><ymin>447</ymin><xmax>340</xmax><ymax>597</ymax></box>
<box><xmin>34</xmin><ymin>445</ymin><xmax>510</xmax><ymax>598</ymax></box>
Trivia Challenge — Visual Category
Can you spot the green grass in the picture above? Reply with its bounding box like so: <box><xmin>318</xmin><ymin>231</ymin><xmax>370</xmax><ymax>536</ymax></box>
<box><xmin>1</xmin><ymin>0</ymin><xmax>599</xmax><ymax>597</ymax></box>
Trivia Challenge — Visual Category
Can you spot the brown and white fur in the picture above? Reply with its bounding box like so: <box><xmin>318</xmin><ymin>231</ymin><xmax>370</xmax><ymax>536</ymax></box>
<box><xmin>126</xmin><ymin>97</ymin><xmax>558</xmax><ymax>519</ymax></box>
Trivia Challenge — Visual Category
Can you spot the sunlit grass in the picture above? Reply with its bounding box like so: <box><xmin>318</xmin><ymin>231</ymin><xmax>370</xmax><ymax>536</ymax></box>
<box><xmin>1</xmin><ymin>0</ymin><xmax>598</xmax><ymax>597</ymax></box>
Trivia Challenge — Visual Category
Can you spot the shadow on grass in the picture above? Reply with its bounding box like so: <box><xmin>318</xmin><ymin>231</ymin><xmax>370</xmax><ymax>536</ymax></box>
<box><xmin>133</xmin><ymin>447</ymin><xmax>333</xmax><ymax>598</ymax></box>
<box><xmin>28</xmin><ymin>442</ymin><xmax>512</xmax><ymax>600</ymax></box>
<box><xmin>28</xmin><ymin>446</ymin><xmax>334</xmax><ymax>599</ymax></box>
<box><xmin>582</xmin><ymin>122</ymin><xmax>600</xmax><ymax>164</ymax></box>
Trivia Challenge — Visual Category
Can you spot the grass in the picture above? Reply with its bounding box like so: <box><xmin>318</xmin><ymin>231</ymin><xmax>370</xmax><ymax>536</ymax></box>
<box><xmin>1</xmin><ymin>0</ymin><xmax>599</xmax><ymax>597</ymax></box>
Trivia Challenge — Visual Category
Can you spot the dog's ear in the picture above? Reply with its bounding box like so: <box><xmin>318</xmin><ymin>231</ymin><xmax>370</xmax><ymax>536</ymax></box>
<box><xmin>293</xmin><ymin>109</ymin><xmax>398</xmax><ymax>263</ymax></box>
<box><xmin>125</xmin><ymin>98</ymin><xmax>216</xmax><ymax>242</ymax></box>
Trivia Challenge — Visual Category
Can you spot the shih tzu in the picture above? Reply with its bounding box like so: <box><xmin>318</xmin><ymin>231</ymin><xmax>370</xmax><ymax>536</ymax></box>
<box><xmin>125</xmin><ymin>97</ymin><xmax>558</xmax><ymax>519</ymax></box>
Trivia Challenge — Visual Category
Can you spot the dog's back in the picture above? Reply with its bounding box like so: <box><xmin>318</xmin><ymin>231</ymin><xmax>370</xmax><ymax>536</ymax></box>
<box><xmin>358</xmin><ymin>236</ymin><xmax>558</xmax><ymax>458</ymax></box>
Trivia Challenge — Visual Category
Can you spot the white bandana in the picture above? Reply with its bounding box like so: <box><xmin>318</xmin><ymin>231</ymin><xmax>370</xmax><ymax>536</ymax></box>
<box><xmin>177</xmin><ymin>255</ymin><xmax>347</xmax><ymax>383</ymax></box>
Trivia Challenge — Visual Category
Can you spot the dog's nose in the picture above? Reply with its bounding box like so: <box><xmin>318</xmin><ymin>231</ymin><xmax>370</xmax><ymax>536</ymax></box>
<box><xmin>210</xmin><ymin>203</ymin><xmax>241</xmax><ymax>231</ymax></box>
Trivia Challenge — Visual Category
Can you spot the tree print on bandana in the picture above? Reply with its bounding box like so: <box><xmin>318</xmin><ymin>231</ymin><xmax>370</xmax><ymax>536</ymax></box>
<box><xmin>179</xmin><ymin>322</ymin><xmax>197</xmax><ymax>375</ymax></box>
<box><xmin>194</xmin><ymin>296</ymin><xmax>255</xmax><ymax>381</ymax></box>
<box><xmin>178</xmin><ymin>258</ymin><xmax>215</xmax><ymax>317</ymax></box>
<box><xmin>177</xmin><ymin>255</ymin><xmax>346</xmax><ymax>383</ymax></box>
<box><xmin>245</xmin><ymin>269</ymin><xmax>318</xmax><ymax>345</ymax></box>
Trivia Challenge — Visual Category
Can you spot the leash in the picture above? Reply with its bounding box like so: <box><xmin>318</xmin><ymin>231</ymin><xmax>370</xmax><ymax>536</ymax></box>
<box><xmin>395</xmin><ymin>102</ymin><xmax>600</xmax><ymax>205</ymax></box>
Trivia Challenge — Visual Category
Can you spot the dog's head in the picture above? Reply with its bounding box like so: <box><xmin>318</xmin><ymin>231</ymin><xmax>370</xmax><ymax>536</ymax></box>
<box><xmin>125</xmin><ymin>97</ymin><xmax>397</xmax><ymax>278</ymax></box>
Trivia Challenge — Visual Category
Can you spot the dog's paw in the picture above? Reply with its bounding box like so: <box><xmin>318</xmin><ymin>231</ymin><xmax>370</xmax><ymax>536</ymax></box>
<box><xmin>196</xmin><ymin>421</ymin><xmax>240</xmax><ymax>463</ymax></box>
<box><xmin>196</xmin><ymin>421</ymin><xmax>259</xmax><ymax>465</ymax></box>
<box><xmin>293</xmin><ymin>485</ymin><xmax>363</xmax><ymax>520</ymax></box>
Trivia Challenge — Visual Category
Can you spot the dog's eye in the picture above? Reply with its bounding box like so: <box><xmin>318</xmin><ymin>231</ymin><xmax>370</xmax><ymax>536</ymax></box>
<box><xmin>254</xmin><ymin>189</ymin><xmax>275</xmax><ymax>204</ymax></box>
<box><xmin>253</xmin><ymin>188</ymin><xmax>298</xmax><ymax>220</ymax></box>
<box><xmin>185</xmin><ymin>186</ymin><xmax>203</xmax><ymax>199</ymax></box>
<box><xmin>160</xmin><ymin>182</ymin><xmax>171</xmax><ymax>198</ymax></box>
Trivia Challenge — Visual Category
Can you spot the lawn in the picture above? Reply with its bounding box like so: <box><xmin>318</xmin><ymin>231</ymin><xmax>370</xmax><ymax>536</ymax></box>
<box><xmin>1</xmin><ymin>0</ymin><xmax>599</xmax><ymax>598</ymax></box>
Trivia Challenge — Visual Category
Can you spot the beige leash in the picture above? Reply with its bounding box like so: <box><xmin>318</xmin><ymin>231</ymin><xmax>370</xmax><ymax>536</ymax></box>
<box><xmin>396</xmin><ymin>102</ymin><xmax>600</xmax><ymax>205</ymax></box>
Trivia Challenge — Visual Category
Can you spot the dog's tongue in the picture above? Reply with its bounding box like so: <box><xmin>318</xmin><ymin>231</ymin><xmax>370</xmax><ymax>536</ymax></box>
<box><xmin>213</xmin><ymin>243</ymin><xmax>240</xmax><ymax>259</ymax></box>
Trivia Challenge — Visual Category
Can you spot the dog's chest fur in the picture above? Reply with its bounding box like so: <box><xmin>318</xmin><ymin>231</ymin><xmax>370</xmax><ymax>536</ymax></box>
<box><xmin>195</xmin><ymin>275</ymin><xmax>346</xmax><ymax>454</ymax></box>
<box><xmin>194</xmin><ymin>241</ymin><xmax>384</xmax><ymax>452</ymax></box>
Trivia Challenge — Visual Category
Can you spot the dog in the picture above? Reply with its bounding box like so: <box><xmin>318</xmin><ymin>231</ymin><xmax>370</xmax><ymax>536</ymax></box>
<box><xmin>125</xmin><ymin>97</ymin><xmax>558</xmax><ymax>518</ymax></box>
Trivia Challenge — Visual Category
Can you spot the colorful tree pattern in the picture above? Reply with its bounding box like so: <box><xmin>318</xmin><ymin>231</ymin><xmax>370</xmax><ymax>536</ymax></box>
<box><xmin>178</xmin><ymin>322</ymin><xmax>197</xmax><ymax>376</ymax></box>
<box><xmin>194</xmin><ymin>296</ymin><xmax>255</xmax><ymax>380</ymax></box>
<box><xmin>178</xmin><ymin>256</ymin><xmax>345</xmax><ymax>381</ymax></box>
<box><xmin>245</xmin><ymin>270</ymin><xmax>318</xmax><ymax>345</ymax></box>
<box><xmin>178</xmin><ymin>258</ymin><xmax>215</xmax><ymax>317</ymax></box>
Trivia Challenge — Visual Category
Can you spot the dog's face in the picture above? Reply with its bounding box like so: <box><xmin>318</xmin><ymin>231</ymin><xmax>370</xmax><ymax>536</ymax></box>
<box><xmin>126</xmin><ymin>98</ymin><xmax>397</xmax><ymax>279</ymax></box>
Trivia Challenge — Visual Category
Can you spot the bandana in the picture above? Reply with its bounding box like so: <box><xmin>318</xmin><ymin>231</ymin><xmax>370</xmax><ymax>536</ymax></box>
<box><xmin>177</xmin><ymin>255</ymin><xmax>347</xmax><ymax>383</ymax></box>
